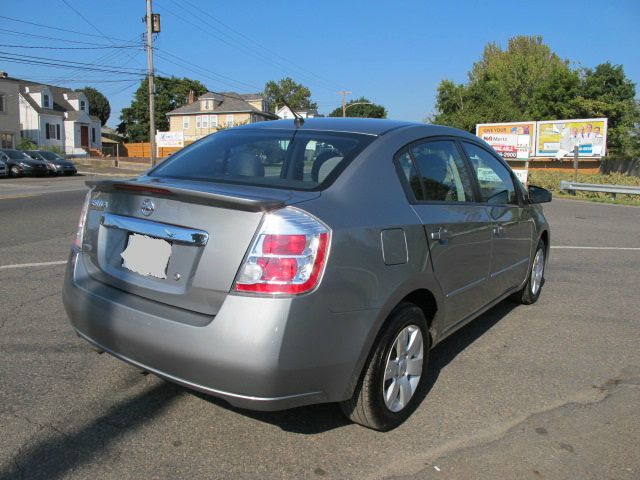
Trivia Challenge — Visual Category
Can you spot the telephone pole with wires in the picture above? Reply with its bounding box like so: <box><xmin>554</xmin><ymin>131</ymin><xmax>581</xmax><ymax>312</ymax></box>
<box><xmin>338</xmin><ymin>90</ymin><xmax>352</xmax><ymax>117</ymax></box>
<box><xmin>145</xmin><ymin>0</ymin><xmax>159</xmax><ymax>165</ymax></box>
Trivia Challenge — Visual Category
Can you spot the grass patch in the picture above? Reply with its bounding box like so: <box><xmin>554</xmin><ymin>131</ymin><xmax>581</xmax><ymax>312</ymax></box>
<box><xmin>528</xmin><ymin>170</ymin><xmax>640</xmax><ymax>206</ymax></box>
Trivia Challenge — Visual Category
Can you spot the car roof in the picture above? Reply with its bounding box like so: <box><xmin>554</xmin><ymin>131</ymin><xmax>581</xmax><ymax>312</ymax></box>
<box><xmin>231</xmin><ymin>117</ymin><xmax>479</xmax><ymax>140</ymax></box>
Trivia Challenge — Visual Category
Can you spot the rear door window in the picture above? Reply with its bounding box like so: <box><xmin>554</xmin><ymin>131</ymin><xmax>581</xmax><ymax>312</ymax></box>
<box><xmin>150</xmin><ymin>129</ymin><xmax>374</xmax><ymax>191</ymax></box>
<box><xmin>396</xmin><ymin>140</ymin><xmax>475</xmax><ymax>202</ymax></box>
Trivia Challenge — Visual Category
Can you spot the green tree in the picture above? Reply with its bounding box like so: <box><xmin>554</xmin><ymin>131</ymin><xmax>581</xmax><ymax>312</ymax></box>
<box><xmin>76</xmin><ymin>86</ymin><xmax>111</xmax><ymax>126</ymax></box>
<box><xmin>328</xmin><ymin>97</ymin><xmax>387</xmax><ymax>118</ymax></box>
<box><xmin>118</xmin><ymin>76</ymin><xmax>208</xmax><ymax>141</ymax></box>
<box><xmin>432</xmin><ymin>35</ymin><xmax>640</xmax><ymax>156</ymax></box>
<box><xmin>263</xmin><ymin>77</ymin><xmax>317</xmax><ymax>112</ymax></box>
<box><xmin>573</xmin><ymin>63</ymin><xmax>640</xmax><ymax>156</ymax></box>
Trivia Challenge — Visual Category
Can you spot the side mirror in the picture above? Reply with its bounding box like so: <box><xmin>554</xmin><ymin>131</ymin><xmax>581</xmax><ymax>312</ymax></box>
<box><xmin>528</xmin><ymin>185</ymin><xmax>552</xmax><ymax>203</ymax></box>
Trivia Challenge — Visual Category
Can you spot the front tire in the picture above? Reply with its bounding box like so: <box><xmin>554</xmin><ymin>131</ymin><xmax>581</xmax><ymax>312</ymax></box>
<box><xmin>340</xmin><ymin>302</ymin><xmax>431</xmax><ymax>431</ymax></box>
<box><xmin>512</xmin><ymin>239</ymin><xmax>546</xmax><ymax>305</ymax></box>
<box><xmin>10</xmin><ymin>166</ymin><xmax>20</xmax><ymax>177</ymax></box>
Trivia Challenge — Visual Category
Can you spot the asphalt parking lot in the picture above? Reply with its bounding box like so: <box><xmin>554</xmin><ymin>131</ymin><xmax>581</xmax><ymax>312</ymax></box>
<box><xmin>0</xmin><ymin>175</ymin><xmax>639</xmax><ymax>480</ymax></box>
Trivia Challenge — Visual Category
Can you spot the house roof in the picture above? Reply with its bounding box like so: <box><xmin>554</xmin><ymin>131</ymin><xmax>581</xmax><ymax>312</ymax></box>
<box><xmin>166</xmin><ymin>91</ymin><xmax>278</xmax><ymax>118</ymax></box>
<box><xmin>17</xmin><ymin>79</ymin><xmax>90</xmax><ymax>119</ymax></box>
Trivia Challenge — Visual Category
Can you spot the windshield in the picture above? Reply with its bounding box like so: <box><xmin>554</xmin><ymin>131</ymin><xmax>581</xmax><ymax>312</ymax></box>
<box><xmin>37</xmin><ymin>151</ymin><xmax>63</xmax><ymax>161</ymax></box>
<box><xmin>149</xmin><ymin>129</ymin><xmax>375</xmax><ymax>191</ymax></box>
<box><xmin>4</xmin><ymin>150</ymin><xmax>30</xmax><ymax>160</ymax></box>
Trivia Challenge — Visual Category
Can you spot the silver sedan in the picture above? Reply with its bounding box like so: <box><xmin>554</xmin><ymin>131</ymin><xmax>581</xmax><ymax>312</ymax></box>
<box><xmin>63</xmin><ymin>118</ymin><xmax>551</xmax><ymax>430</ymax></box>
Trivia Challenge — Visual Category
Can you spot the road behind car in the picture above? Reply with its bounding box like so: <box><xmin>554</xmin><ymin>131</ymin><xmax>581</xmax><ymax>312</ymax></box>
<box><xmin>0</xmin><ymin>192</ymin><xmax>638</xmax><ymax>479</ymax></box>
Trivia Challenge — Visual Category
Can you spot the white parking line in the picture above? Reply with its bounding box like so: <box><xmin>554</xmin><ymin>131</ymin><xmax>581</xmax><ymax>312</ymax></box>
<box><xmin>552</xmin><ymin>246</ymin><xmax>640</xmax><ymax>251</ymax></box>
<box><xmin>0</xmin><ymin>260</ymin><xmax>67</xmax><ymax>270</ymax></box>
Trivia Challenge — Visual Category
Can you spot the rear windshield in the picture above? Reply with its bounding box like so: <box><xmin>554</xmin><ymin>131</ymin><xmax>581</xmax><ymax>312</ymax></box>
<box><xmin>148</xmin><ymin>128</ymin><xmax>375</xmax><ymax>190</ymax></box>
<box><xmin>4</xmin><ymin>150</ymin><xmax>29</xmax><ymax>160</ymax></box>
<box><xmin>37</xmin><ymin>151</ymin><xmax>63</xmax><ymax>161</ymax></box>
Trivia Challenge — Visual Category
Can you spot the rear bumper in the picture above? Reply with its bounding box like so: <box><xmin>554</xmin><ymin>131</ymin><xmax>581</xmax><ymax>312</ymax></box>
<box><xmin>63</xmin><ymin>252</ymin><xmax>378</xmax><ymax>411</ymax></box>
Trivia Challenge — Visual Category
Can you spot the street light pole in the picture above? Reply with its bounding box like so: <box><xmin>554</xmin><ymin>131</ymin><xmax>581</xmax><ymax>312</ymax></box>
<box><xmin>146</xmin><ymin>0</ymin><xmax>156</xmax><ymax>166</ymax></box>
<box><xmin>338</xmin><ymin>91</ymin><xmax>352</xmax><ymax>117</ymax></box>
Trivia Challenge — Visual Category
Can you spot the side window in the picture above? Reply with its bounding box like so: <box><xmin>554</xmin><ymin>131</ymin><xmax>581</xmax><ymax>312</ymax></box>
<box><xmin>396</xmin><ymin>149</ymin><xmax>424</xmax><ymax>200</ymax></box>
<box><xmin>462</xmin><ymin>142</ymin><xmax>518</xmax><ymax>205</ymax></box>
<box><xmin>397</xmin><ymin>140</ymin><xmax>474</xmax><ymax>202</ymax></box>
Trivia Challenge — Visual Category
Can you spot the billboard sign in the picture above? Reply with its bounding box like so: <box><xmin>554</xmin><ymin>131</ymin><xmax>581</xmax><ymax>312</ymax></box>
<box><xmin>156</xmin><ymin>131</ymin><xmax>184</xmax><ymax>148</ymax></box>
<box><xmin>476</xmin><ymin>122</ymin><xmax>536</xmax><ymax>160</ymax></box>
<box><xmin>535</xmin><ymin>118</ymin><xmax>607</xmax><ymax>158</ymax></box>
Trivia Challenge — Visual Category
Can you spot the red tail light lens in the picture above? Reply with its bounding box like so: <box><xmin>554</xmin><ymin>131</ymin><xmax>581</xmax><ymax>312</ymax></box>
<box><xmin>262</xmin><ymin>234</ymin><xmax>307</xmax><ymax>255</ymax></box>
<box><xmin>72</xmin><ymin>192</ymin><xmax>91</xmax><ymax>250</ymax></box>
<box><xmin>233</xmin><ymin>207</ymin><xmax>331</xmax><ymax>295</ymax></box>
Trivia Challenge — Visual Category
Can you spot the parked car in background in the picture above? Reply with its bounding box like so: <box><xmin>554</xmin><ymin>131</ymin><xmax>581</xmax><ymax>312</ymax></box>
<box><xmin>64</xmin><ymin>118</ymin><xmax>551</xmax><ymax>431</ymax></box>
<box><xmin>0</xmin><ymin>149</ymin><xmax>50</xmax><ymax>177</ymax></box>
<box><xmin>24</xmin><ymin>150</ymin><xmax>77</xmax><ymax>176</ymax></box>
<box><xmin>0</xmin><ymin>158</ymin><xmax>7</xmax><ymax>177</ymax></box>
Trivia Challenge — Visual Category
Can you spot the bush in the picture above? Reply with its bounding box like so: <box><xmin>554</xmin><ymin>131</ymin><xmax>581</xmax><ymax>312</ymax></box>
<box><xmin>528</xmin><ymin>170</ymin><xmax>640</xmax><ymax>203</ymax></box>
<box><xmin>17</xmin><ymin>137</ymin><xmax>37</xmax><ymax>150</ymax></box>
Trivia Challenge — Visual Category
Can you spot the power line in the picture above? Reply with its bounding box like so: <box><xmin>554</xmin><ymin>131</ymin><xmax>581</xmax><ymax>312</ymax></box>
<box><xmin>60</xmin><ymin>0</ymin><xmax>118</xmax><ymax>46</ymax></box>
<box><xmin>0</xmin><ymin>52</ymin><xmax>147</xmax><ymax>76</ymax></box>
<box><xmin>0</xmin><ymin>28</ymin><xmax>138</xmax><ymax>47</ymax></box>
<box><xmin>0</xmin><ymin>43</ymin><xmax>139</xmax><ymax>50</ymax></box>
<box><xmin>153</xmin><ymin>48</ymin><xmax>261</xmax><ymax>91</ymax></box>
<box><xmin>154</xmin><ymin>0</ymin><xmax>335</xmax><ymax>94</ymax></box>
<box><xmin>179</xmin><ymin>0</ymin><xmax>341</xmax><ymax>92</ymax></box>
<box><xmin>0</xmin><ymin>14</ymin><xmax>131</xmax><ymax>43</ymax></box>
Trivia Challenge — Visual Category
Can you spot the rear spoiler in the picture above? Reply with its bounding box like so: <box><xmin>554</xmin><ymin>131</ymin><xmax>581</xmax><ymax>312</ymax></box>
<box><xmin>86</xmin><ymin>180</ymin><xmax>286</xmax><ymax>213</ymax></box>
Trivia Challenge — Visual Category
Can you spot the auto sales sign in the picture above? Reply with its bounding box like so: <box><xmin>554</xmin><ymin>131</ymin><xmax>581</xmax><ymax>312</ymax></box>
<box><xmin>476</xmin><ymin>122</ymin><xmax>536</xmax><ymax>160</ymax></box>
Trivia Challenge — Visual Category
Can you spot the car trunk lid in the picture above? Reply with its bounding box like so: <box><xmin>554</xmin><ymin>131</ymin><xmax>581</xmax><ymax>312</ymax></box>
<box><xmin>80</xmin><ymin>177</ymin><xmax>319</xmax><ymax>316</ymax></box>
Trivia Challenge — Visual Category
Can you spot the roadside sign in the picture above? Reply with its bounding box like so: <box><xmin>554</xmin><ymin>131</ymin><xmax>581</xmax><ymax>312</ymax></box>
<box><xmin>156</xmin><ymin>131</ymin><xmax>184</xmax><ymax>148</ymax></box>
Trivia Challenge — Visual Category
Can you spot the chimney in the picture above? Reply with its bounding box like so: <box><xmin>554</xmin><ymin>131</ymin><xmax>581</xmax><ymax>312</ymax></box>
<box><xmin>187</xmin><ymin>90</ymin><xmax>195</xmax><ymax>104</ymax></box>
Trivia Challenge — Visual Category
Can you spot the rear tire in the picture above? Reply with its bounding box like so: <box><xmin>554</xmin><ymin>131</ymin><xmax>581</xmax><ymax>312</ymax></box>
<box><xmin>10</xmin><ymin>166</ymin><xmax>20</xmax><ymax>177</ymax></box>
<box><xmin>512</xmin><ymin>239</ymin><xmax>546</xmax><ymax>305</ymax></box>
<box><xmin>340</xmin><ymin>302</ymin><xmax>431</xmax><ymax>431</ymax></box>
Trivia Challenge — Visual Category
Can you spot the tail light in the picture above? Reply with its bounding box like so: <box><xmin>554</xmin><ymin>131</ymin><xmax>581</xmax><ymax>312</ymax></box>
<box><xmin>233</xmin><ymin>207</ymin><xmax>331</xmax><ymax>295</ymax></box>
<box><xmin>72</xmin><ymin>192</ymin><xmax>91</xmax><ymax>250</ymax></box>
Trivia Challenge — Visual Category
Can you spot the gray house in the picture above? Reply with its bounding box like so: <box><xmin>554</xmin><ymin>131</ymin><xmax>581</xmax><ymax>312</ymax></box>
<box><xmin>0</xmin><ymin>72</ymin><xmax>20</xmax><ymax>148</ymax></box>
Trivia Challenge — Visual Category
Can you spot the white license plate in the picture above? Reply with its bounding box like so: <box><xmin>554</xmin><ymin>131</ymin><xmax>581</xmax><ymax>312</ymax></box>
<box><xmin>121</xmin><ymin>233</ymin><xmax>171</xmax><ymax>279</ymax></box>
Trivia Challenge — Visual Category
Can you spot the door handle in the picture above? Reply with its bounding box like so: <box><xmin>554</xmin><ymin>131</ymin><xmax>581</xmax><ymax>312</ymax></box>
<box><xmin>492</xmin><ymin>225</ymin><xmax>505</xmax><ymax>237</ymax></box>
<box><xmin>430</xmin><ymin>227</ymin><xmax>450</xmax><ymax>244</ymax></box>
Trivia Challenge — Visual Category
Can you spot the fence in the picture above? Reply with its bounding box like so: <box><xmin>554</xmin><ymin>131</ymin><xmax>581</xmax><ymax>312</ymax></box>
<box><xmin>121</xmin><ymin>142</ymin><xmax>194</xmax><ymax>158</ymax></box>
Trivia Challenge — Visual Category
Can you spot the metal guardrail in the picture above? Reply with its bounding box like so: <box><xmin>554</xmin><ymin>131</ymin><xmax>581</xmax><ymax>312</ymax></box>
<box><xmin>560</xmin><ymin>180</ymin><xmax>640</xmax><ymax>198</ymax></box>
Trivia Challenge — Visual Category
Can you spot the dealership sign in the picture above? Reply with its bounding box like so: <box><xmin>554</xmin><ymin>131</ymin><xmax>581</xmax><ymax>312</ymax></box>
<box><xmin>156</xmin><ymin>131</ymin><xmax>184</xmax><ymax>148</ymax></box>
<box><xmin>476</xmin><ymin>122</ymin><xmax>536</xmax><ymax>160</ymax></box>
<box><xmin>535</xmin><ymin>118</ymin><xmax>607</xmax><ymax>158</ymax></box>
<box><xmin>476</xmin><ymin>118</ymin><xmax>607</xmax><ymax>160</ymax></box>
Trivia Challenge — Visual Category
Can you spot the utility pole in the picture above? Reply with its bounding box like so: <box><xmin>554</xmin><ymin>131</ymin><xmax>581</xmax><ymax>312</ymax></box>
<box><xmin>146</xmin><ymin>0</ymin><xmax>156</xmax><ymax>166</ymax></box>
<box><xmin>338</xmin><ymin>91</ymin><xmax>352</xmax><ymax>117</ymax></box>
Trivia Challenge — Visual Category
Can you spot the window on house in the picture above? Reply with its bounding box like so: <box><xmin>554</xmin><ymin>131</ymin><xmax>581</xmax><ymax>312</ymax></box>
<box><xmin>226</xmin><ymin>115</ymin><xmax>234</xmax><ymax>127</ymax></box>
<box><xmin>46</xmin><ymin>123</ymin><xmax>56</xmax><ymax>139</ymax></box>
<box><xmin>0</xmin><ymin>94</ymin><xmax>6</xmax><ymax>113</ymax></box>
<box><xmin>196</xmin><ymin>116</ymin><xmax>202</xmax><ymax>129</ymax></box>
<box><xmin>202</xmin><ymin>115</ymin><xmax>209</xmax><ymax>129</ymax></box>
<box><xmin>80</xmin><ymin>100</ymin><xmax>86</xmax><ymax>111</ymax></box>
<box><xmin>56</xmin><ymin>124</ymin><xmax>61</xmax><ymax>140</ymax></box>
<box><xmin>183</xmin><ymin>117</ymin><xmax>190</xmax><ymax>129</ymax></box>
<box><xmin>43</xmin><ymin>94</ymin><xmax>50</xmax><ymax>109</ymax></box>
<box><xmin>91</xmin><ymin>127</ymin><xmax>96</xmax><ymax>143</ymax></box>
<box><xmin>210</xmin><ymin>115</ymin><xmax>217</xmax><ymax>129</ymax></box>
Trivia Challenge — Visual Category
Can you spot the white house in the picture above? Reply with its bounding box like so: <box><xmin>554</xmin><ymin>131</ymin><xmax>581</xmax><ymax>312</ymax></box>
<box><xmin>275</xmin><ymin>105</ymin><xmax>318</xmax><ymax>120</ymax></box>
<box><xmin>17</xmin><ymin>80</ymin><xmax>102</xmax><ymax>155</ymax></box>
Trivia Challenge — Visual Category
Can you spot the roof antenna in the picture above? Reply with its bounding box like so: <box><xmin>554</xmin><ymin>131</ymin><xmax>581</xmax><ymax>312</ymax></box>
<box><xmin>280</xmin><ymin>98</ymin><xmax>304</xmax><ymax>128</ymax></box>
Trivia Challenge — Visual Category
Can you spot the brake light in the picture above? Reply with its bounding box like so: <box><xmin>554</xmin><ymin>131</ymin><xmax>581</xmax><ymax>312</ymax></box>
<box><xmin>233</xmin><ymin>207</ymin><xmax>331</xmax><ymax>295</ymax></box>
<box><xmin>73</xmin><ymin>191</ymin><xmax>91</xmax><ymax>250</ymax></box>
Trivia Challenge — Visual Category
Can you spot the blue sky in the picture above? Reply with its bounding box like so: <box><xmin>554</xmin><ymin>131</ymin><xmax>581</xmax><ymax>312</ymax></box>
<box><xmin>2</xmin><ymin>0</ymin><xmax>639</xmax><ymax>126</ymax></box>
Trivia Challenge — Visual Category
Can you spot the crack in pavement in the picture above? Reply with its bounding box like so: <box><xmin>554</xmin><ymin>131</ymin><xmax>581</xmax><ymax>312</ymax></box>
<box><xmin>376</xmin><ymin>369</ymin><xmax>640</xmax><ymax>480</ymax></box>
